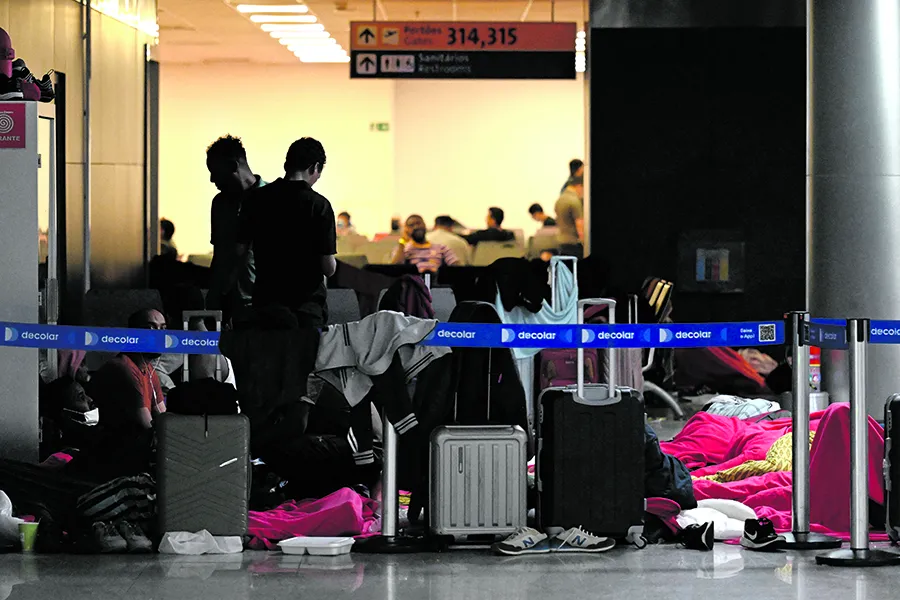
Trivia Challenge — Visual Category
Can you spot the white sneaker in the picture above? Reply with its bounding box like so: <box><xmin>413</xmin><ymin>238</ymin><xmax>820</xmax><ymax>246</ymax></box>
<box><xmin>491</xmin><ymin>527</ymin><xmax>550</xmax><ymax>555</ymax></box>
<box><xmin>553</xmin><ymin>526</ymin><xmax>615</xmax><ymax>553</ymax></box>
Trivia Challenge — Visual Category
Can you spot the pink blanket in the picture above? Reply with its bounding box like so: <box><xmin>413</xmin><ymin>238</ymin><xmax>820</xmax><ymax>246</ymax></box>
<box><xmin>662</xmin><ymin>403</ymin><xmax>888</xmax><ymax>539</ymax></box>
<box><xmin>248</xmin><ymin>487</ymin><xmax>380</xmax><ymax>550</ymax></box>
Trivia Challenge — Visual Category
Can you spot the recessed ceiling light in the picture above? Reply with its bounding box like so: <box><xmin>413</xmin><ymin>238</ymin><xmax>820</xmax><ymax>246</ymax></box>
<box><xmin>236</xmin><ymin>4</ymin><xmax>310</xmax><ymax>13</ymax></box>
<box><xmin>249</xmin><ymin>14</ymin><xmax>317</xmax><ymax>23</ymax></box>
<box><xmin>293</xmin><ymin>46</ymin><xmax>347</xmax><ymax>55</ymax></box>
<box><xmin>260</xmin><ymin>23</ymin><xmax>325</xmax><ymax>32</ymax></box>
<box><xmin>272</xmin><ymin>30</ymin><xmax>331</xmax><ymax>39</ymax></box>
<box><xmin>286</xmin><ymin>39</ymin><xmax>338</xmax><ymax>50</ymax></box>
<box><xmin>280</xmin><ymin>36</ymin><xmax>335</xmax><ymax>45</ymax></box>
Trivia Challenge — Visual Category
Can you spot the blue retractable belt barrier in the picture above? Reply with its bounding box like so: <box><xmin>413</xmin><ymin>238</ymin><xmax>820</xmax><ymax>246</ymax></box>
<box><xmin>869</xmin><ymin>320</ymin><xmax>900</xmax><ymax>345</ymax></box>
<box><xmin>420</xmin><ymin>321</ymin><xmax>784</xmax><ymax>349</ymax></box>
<box><xmin>1</xmin><ymin>320</ymin><xmax>784</xmax><ymax>354</ymax></box>
<box><xmin>1</xmin><ymin>322</ymin><xmax>220</xmax><ymax>355</ymax></box>
<box><xmin>809</xmin><ymin>319</ymin><xmax>849</xmax><ymax>350</ymax></box>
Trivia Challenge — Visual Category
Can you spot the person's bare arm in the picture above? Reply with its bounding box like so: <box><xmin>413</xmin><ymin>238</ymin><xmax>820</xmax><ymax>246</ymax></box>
<box><xmin>321</xmin><ymin>254</ymin><xmax>337</xmax><ymax>277</ymax></box>
<box><xmin>391</xmin><ymin>240</ymin><xmax>407</xmax><ymax>264</ymax></box>
<box><xmin>576</xmin><ymin>218</ymin><xmax>585</xmax><ymax>241</ymax></box>
<box><xmin>215</xmin><ymin>243</ymin><xmax>249</xmax><ymax>304</ymax></box>
<box><xmin>138</xmin><ymin>407</ymin><xmax>153</xmax><ymax>429</ymax></box>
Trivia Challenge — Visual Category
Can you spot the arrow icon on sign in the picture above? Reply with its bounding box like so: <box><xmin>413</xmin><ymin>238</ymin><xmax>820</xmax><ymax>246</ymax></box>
<box><xmin>361</xmin><ymin>56</ymin><xmax>375</xmax><ymax>70</ymax></box>
<box><xmin>359</xmin><ymin>28</ymin><xmax>376</xmax><ymax>43</ymax></box>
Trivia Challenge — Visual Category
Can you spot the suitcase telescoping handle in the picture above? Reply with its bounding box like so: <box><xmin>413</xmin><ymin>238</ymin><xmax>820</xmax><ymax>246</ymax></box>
<box><xmin>577</xmin><ymin>298</ymin><xmax>617</xmax><ymax>401</ymax></box>
<box><xmin>182</xmin><ymin>310</ymin><xmax>223</xmax><ymax>383</ymax></box>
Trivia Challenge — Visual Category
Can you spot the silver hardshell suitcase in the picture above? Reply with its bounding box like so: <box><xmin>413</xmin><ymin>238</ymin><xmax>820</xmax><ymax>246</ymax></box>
<box><xmin>429</xmin><ymin>424</ymin><xmax>528</xmax><ymax>541</ymax></box>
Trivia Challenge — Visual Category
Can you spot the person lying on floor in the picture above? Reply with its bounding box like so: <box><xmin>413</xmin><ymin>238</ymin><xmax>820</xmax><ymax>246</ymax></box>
<box><xmin>68</xmin><ymin>309</ymin><xmax>166</xmax><ymax>482</ymax></box>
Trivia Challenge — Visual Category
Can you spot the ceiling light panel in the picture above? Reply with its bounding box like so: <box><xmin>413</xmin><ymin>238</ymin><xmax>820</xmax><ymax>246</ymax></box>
<box><xmin>260</xmin><ymin>23</ymin><xmax>325</xmax><ymax>32</ymax></box>
<box><xmin>232</xmin><ymin>2</ymin><xmax>349</xmax><ymax>63</ymax></box>
<box><xmin>249</xmin><ymin>15</ymin><xmax>318</xmax><ymax>23</ymax></box>
<box><xmin>274</xmin><ymin>31</ymin><xmax>333</xmax><ymax>41</ymax></box>
<box><xmin>236</xmin><ymin>4</ymin><xmax>310</xmax><ymax>13</ymax></box>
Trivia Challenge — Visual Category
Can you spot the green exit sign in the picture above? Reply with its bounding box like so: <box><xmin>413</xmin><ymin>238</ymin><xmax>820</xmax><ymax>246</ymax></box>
<box><xmin>370</xmin><ymin>122</ymin><xmax>390</xmax><ymax>132</ymax></box>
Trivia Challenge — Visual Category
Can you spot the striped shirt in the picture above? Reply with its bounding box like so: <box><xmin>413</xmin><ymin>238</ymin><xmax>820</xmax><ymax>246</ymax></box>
<box><xmin>403</xmin><ymin>242</ymin><xmax>459</xmax><ymax>273</ymax></box>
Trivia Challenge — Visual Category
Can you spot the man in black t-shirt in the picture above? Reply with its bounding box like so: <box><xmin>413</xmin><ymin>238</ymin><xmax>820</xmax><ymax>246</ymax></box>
<box><xmin>236</xmin><ymin>137</ymin><xmax>337</xmax><ymax>326</ymax></box>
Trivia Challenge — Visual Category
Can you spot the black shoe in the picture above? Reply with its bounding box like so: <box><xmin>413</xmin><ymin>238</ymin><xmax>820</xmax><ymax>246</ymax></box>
<box><xmin>0</xmin><ymin>74</ymin><xmax>24</xmax><ymax>100</ymax></box>
<box><xmin>680</xmin><ymin>522</ymin><xmax>715</xmax><ymax>551</ymax></box>
<box><xmin>740</xmin><ymin>518</ymin><xmax>785</xmax><ymax>551</ymax></box>
<box><xmin>12</xmin><ymin>59</ymin><xmax>54</xmax><ymax>102</ymax></box>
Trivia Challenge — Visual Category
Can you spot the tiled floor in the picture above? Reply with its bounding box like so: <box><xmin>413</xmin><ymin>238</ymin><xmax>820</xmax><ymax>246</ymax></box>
<box><xmin>2</xmin><ymin>545</ymin><xmax>900</xmax><ymax>600</ymax></box>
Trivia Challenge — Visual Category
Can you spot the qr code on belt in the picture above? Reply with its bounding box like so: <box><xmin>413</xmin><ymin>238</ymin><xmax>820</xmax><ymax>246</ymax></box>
<box><xmin>758</xmin><ymin>324</ymin><xmax>777</xmax><ymax>342</ymax></box>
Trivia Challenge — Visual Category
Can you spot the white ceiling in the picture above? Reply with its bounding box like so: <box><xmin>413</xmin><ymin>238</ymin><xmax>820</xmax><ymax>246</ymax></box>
<box><xmin>157</xmin><ymin>0</ymin><xmax>587</xmax><ymax>65</ymax></box>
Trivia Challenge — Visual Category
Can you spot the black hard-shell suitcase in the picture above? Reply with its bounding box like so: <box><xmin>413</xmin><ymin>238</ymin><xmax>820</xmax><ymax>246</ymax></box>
<box><xmin>537</xmin><ymin>298</ymin><xmax>645</xmax><ymax>542</ymax></box>
<box><xmin>157</xmin><ymin>413</ymin><xmax>251</xmax><ymax>536</ymax></box>
<box><xmin>886</xmin><ymin>394</ymin><xmax>900</xmax><ymax>544</ymax></box>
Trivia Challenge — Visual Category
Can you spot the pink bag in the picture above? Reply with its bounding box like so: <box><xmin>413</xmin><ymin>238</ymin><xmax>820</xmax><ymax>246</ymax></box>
<box><xmin>539</xmin><ymin>348</ymin><xmax>599</xmax><ymax>389</ymax></box>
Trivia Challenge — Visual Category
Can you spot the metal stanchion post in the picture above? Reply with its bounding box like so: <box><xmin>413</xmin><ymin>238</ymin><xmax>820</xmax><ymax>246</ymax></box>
<box><xmin>353</xmin><ymin>415</ymin><xmax>425</xmax><ymax>554</ymax></box>
<box><xmin>817</xmin><ymin>319</ymin><xmax>900</xmax><ymax>566</ymax></box>
<box><xmin>782</xmin><ymin>312</ymin><xmax>841</xmax><ymax>549</ymax></box>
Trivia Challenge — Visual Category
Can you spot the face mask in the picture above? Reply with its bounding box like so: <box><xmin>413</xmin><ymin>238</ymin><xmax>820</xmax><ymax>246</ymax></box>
<box><xmin>411</xmin><ymin>228</ymin><xmax>427</xmax><ymax>244</ymax></box>
<box><xmin>337</xmin><ymin>221</ymin><xmax>346</xmax><ymax>229</ymax></box>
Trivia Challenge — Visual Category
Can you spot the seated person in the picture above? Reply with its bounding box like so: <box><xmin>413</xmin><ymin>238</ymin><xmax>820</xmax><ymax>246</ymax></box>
<box><xmin>373</xmin><ymin>217</ymin><xmax>402</xmax><ymax>241</ymax></box>
<box><xmin>336</xmin><ymin>211</ymin><xmax>357</xmax><ymax>236</ymax></box>
<box><xmin>528</xmin><ymin>203</ymin><xmax>556</xmax><ymax>227</ymax></box>
<box><xmin>429</xmin><ymin>215</ymin><xmax>471</xmax><ymax>266</ymax></box>
<box><xmin>159</xmin><ymin>219</ymin><xmax>178</xmax><ymax>261</ymax></box>
<box><xmin>463</xmin><ymin>207</ymin><xmax>516</xmax><ymax>246</ymax></box>
<box><xmin>71</xmin><ymin>309</ymin><xmax>166</xmax><ymax>481</ymax></box>
<box><xmin>391</xmin><ymin>214</ymin><xmax>459</xmax><ymax>273</ymax></box>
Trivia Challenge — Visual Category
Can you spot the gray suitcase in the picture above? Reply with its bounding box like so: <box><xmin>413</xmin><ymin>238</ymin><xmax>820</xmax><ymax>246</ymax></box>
<box><xmin>429</xmin><ymin>425</ymin><xmax>528</xmax><ymax>541</ymax></box>
<box><xmin>157</xmin><ymin>413</ymin><xmax>251</xmax><ymax>536</ymax></box>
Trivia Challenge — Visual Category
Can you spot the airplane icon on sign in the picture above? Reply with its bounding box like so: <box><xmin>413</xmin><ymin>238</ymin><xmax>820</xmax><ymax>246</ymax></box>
<box><xmin>383</xmin><ymin>27</ymin><xmax>399</xmax><ymax>45</ymax></box>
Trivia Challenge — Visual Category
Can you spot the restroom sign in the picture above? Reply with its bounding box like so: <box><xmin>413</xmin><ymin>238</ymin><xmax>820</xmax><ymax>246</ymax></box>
<box><xmin>0</xmin><ymin>103</ymin><xmax>26</xmax><ymax>149</ymax></box>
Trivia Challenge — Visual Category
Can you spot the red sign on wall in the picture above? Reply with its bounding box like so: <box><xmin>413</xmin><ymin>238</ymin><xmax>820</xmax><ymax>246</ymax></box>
<box><xmin>0</xmin><ymin>103</ymin><xmax>26</xmax><ymax>149</ymax></box>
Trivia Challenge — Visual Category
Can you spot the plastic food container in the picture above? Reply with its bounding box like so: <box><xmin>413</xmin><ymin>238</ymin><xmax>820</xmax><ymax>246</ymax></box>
<box><xmin>277</xmin><ymin>536</ymin><xmax>355</xmax><ymax>556</ymax></box>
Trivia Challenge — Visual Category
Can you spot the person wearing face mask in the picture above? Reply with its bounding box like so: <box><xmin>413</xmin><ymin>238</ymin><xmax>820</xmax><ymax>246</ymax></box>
<box><xmin>336</xmin><ymin>211</ymin><xmax>357</xmax><ymax>236</ymax></box>
<box><xmin>391</xmin><ymin>214</ymin><xmax>459</xmax><ymax>273</ymax></box>
<box><xmin>72</xmin><ymin>309</ymin><xmax>167</xmax><ymax>482</ymax></box>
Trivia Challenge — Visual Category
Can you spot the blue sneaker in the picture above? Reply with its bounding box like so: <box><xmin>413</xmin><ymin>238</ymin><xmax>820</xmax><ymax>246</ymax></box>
<box><xmin>552</xmin><ymin>526</ymin><xmax>615</xmax><ymax>553</ymax></box>
<box><xmin>491</xmin><ymin>527</ymin><xmax>551</xmax><ymax>555</ymax></box>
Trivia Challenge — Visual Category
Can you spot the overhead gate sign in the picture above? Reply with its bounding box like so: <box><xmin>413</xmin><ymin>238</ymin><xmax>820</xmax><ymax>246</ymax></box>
<box><xmin>350</xmin><ymin>22</ymin><xmax>577</xmax><ymax>80</ymax></box>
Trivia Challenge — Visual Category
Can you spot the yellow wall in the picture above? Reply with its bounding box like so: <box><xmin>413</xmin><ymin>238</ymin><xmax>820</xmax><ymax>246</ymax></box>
<box><xmin>394</xmin><ymin>78</ymin><xmax>585</xmax><ymax>239</ymax></box>
<box><xmin>159</xmin><ymin>63</ymin><xmax>395</xmax><ymax>256</ymax></box>
<box><xmin>159</xmin><ymin>63</ymin><xmax>585</xmax><ymax>257</ymax></box>
<box><xmin>0</xmin><ymin>0</ymin><xmax>154</xmax><ymax>298</ymax></box>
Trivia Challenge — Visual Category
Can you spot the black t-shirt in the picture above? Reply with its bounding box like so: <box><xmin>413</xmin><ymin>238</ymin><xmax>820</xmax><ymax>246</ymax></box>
<box><xmin>236</xmin><ymin>178</ymin><xmax>336</xmax><ymax>311</ymax></box>
<box><xmin>463</xmin><ymin>228</ymin><xmax>516</xmax><ymax>246</ymax></box>
<box><xmin>543</xmin><ymin>216</ymin><xmax>557</xmax><ymax>227</ymax></box>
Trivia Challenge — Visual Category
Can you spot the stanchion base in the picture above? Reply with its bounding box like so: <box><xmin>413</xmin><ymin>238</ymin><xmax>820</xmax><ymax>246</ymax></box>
<box><xmin>782</xmin><ymin>532</ymin><xmax>843</xmax><ymax>550</ymax></box>
<box><xmin>353</xmin><ymin>535</ymin><xmax>430</xmax><ymax>554</ymax></box>
<box><xmin>816</xmin><ymin>548</ymin><xmax>900</xmax><ymax>567</ymax></box>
